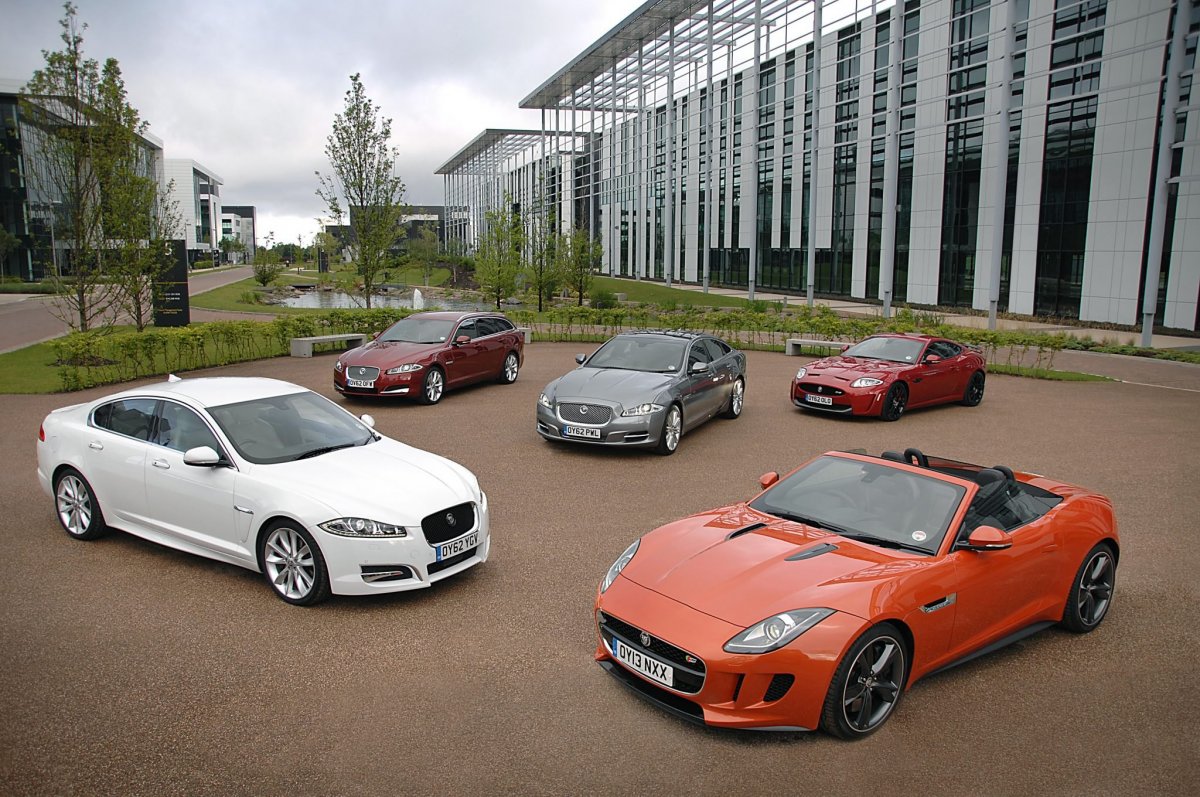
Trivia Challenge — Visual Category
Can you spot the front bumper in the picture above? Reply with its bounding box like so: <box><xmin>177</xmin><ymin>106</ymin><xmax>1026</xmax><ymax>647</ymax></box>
<box><xmin>791</xmin><ymin>379</ymin><xmax>885</xmax><ymax>417</ymax></box>
<box><xmin>334</xmin><ymin>370</ymin><xmax>421</xmax><ymax>398</ymax></box>
<box><xmin>594</xmin><ymin>576</ymin><xmax>865</xmax><ymax>731</ymax></box>
<box><xmin>536</xmin><ymin>402</ymin><xmax>662</xmax><ymax>448</ymax></box>
<box><xmin>316</xmin><ymin>493</ymin><xmax>491</xmax><ymax>595</ymax></box>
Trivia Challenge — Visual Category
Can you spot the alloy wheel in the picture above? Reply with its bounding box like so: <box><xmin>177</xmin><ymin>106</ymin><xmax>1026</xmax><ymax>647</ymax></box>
<box><xmin>503</xmin><ymin>353</ymin><xmax>519</xmax><ymax>383</ymax></box>
<box><xmin>1077</xmin><ymin>550</ymin><xmax>1114</xmax><ymax>626</ymax></box>
<box><xmin>425</xmin><ymin>370</ymin><xmax>444</xmax><ymax>403</ymax></box>
<box><xmin>730</xmin><ymin>379</ymin><xmax>744</xmax><ymax>416</ymax></box>
<box><xmin>263</xmin><ymin>526</ymin><xmax>316</xmax><ymax>601</ymax></box>
<box><xmin>56</xmin><ymin>474</ymin><xmax>92</xmax><ymax>536</ymax></box>
<box><xmin>841</xmin><ymin>635</ymin><xmax>905</xmax><ymax>733</ymax></box>
<box><xmin>663</xmin><ymin>407</ymin><xmax>681</xmax><ymax>452</ymax></box>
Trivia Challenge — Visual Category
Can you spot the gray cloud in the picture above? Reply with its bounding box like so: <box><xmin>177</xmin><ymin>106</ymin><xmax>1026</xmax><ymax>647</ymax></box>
<box><xmin>0</xmin><ymin>0</ymin><xmax>633</xmax><ymax>242</ymax></box>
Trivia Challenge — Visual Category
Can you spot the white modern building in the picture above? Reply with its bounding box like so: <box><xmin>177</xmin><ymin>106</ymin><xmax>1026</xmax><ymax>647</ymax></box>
<box><xmin>440</xmin><ymin>0</ymin><xmax>1200</xmax><ymax>336</ymax></box>
<box><xmin>164</xmin><ymin>159</ymin><xmax>223</xmax><ymax>265</ymax></box>
<box><xmin>220</xmin><ymin>205</ymin><xmax>257</xmax><ymax>263</ymax></box>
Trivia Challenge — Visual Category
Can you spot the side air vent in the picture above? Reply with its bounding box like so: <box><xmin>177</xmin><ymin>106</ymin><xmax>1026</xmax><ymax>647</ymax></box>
<box><xmin>787</xmin><ymin>542</ymin><xmax>838</xmax><ymax>561</ymax></box>
<box><xmin>726</xmin><ymin>522</ymin><xmax>768</xmax><ymax>541</ymax></box>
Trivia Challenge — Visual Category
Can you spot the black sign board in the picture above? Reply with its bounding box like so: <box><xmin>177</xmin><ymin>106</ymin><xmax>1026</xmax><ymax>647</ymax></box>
<box><xmin>317</xmin><ymin>249</ymin><xmax>329</xmax><ymax>273</ymax></box>
<box><xmin>153</xmin><ymin>240</ymin><xmax>191</xmax><ymax>327</ymax></box>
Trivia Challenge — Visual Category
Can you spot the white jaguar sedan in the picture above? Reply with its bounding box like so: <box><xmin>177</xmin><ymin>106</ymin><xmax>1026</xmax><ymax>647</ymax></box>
<box><xmin>36</xmin><ymin>376</ymin><xmax>490</xmax><ymax>605</ymax></box>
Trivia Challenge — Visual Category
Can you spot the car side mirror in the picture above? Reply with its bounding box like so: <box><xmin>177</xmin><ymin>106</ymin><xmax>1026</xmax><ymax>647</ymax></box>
<box><xmin>183</xmin><ymin>446</ymin><xmax>223</xmax><ymax>467</ymax></box>
<box><xmin>372</xmin><ymin>331</ymin><xmax>381</xmax><ymax>340</ymax></box>
<box><xmin>924</xmin><ymin>353</ymin><xmax>942</xmax><ymax>364</ymax></box>
<box><xmin>359</xmin><ymin>414</ymin><xmax>375</xmax><ymax>429</ymax></box>
<box><xmin>454</xmin><ymin>335</ymin><xmax>471</xmax><ymax>346</ymax></box>
<box><xmin>840</xmin><ymin>344</ymin><xmax>850</xmax><ymax>353</ymax></box>
<box><xmin>690</xmin><ymin>361</ymin><xmax>709</xmax><ymax>374</ymax></box>
<box><xmin>759</xmin><ymin>471</ymin><xmax>780</xmax><ymax>490</ymax></box>
<box><xmin>575</xmin><ymin>354</ymin><xmax>587</xmax><ymax>364</ymax></box>
<box><xmin>959</xmin><ymin>525</ymin><xmax>1013</xmax><ymax>551</ymax></box>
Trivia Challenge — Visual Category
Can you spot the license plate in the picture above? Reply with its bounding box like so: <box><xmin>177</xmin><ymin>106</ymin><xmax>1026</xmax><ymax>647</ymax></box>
<box><xmin>563</xmin><ymin>425</ymin><xmax>601</xmax><ymax>439</ymax></box>
<box><xmin>435</xmin><ymin>531</ymin><xmax>478</xmax><ymax>562</ymax></box>
<box><xmin>806</xmin><ymin>394</ymin><xmax>833</xmax><ymax>406</ymax></box>
<box><xmin>348</xmin><ymin>378</ymin><xmax>375</xmax><ymax>389</ymax></box>
<box><xmin>613</xmin><ymin>637</ymin><xmax>673</xmax><ymax>687</ymax></box>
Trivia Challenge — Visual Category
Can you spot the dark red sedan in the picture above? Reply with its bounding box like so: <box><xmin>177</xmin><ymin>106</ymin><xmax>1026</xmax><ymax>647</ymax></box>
<box><xmin>791</xmin><ymin>334</ymin><xmax>986</xmax><ymax>421</ymax></box>
<box><xmin>334</xmin><ymin>311</ymin><xmax>524</xmax><ymax>404</ymax></box>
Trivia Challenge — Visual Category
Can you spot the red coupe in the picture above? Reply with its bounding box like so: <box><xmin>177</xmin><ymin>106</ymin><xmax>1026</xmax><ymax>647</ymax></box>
<box><xmin>792</xmin><ymin>333</ymin><xmax>986</xmax><ymax>420</ymax></box>
<box><xmin>595</xmin><ymin>448</ymin><xmax>1118</xmax><ymax>738</ymax></box>
<box><xmin>334</xmin><ymin>311</ymin><xmax>524</xmax><ymax>404</ymax></box>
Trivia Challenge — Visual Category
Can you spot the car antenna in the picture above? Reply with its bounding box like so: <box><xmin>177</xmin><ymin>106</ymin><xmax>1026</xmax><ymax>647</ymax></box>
<box><xmin>167</xmin><ymin>373</ymin><xmax>182</xmax><ymax>383</ymax></box>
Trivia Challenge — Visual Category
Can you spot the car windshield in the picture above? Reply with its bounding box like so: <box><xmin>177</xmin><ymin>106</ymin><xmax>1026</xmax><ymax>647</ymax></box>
<box><xmin>748</xmin><ymin>456</ymin><xmax>966</xmax><ymax>555</ymax></box>
<box><xmin>843</xmin><ymin>336</ymin><xmax>926</xmax><ymax>364</ymax></box>
<box><xmin>379</xmin><ymin>317</ymin><xmax>456</xmax><ymax>344</ymax></box>
<box><xmin>586</xmin><ymin>336</ymin><xmax>688</xmax><ymax>373</ymax></box>
<box><xmin>207</xmin><ymin>389</ymin><xmax>375</xmax><ymax>464</ymax></box>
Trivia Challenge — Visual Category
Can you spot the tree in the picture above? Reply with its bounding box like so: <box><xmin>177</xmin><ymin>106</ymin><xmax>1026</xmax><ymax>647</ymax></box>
<box><xmin>219</xmin><ymin>235</ymin><xmax>246</xmax><ymax>264</ymax></box>
<box><xmin>475</xmin><ymin>200</ymin><xmax>523</xmax><ymax>309</ymax></box>
<box><xmin>408</xmin><ymin>226</ymin><xmax>439</xmax><ymax>286</ymax></box>
<box><xmin>21</xmin><ymin>3</ymin><xmax>117</xmax><ymax>331</ymax></box>
<box><xmin>316</xmin><ymin>73</ymin><xmax>407</xmax><ymax>308</ymax></box>
<box><xmin>525</xmin><ymin>209</ymin><xmax>563</xmax><ymax>313</ymax></box>
<box><xmin>252</xmin><ymin>232</ymin><xmax>284</xmax><ymax>286</ymax></box>
<box><xmin>562</xmin><ymin>227</ymin><xmax>602</xmax><ymax>306</ymax></box>
<box><xmin>0</xmin><ymin>228</ymin><xmax>19</xmax><ymax>266</ymax></box>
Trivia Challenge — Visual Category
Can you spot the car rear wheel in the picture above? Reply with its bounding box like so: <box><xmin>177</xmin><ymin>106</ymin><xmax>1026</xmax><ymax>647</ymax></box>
<box><xmin>720</xmin><ymin>377</ymin><xmax>745</xmax><ymax>419</ymax></box>
<box><xmin>420</xmin><ymin>367</ymin><xmax>445</xmax><ymax>405</ymax></box>
<box><xmin>961</xmin><ymin>371</ymin><xmax>986</xmax><ymax>406</ymax></box>
<box><xmin>1060</xmin><ymin>543</ymin><xmax>1116</xmax><ymax>633</ymax></box>
<box><xmin>820</xmin><ymin>623</ymin><xmax>908</xmax><ymax>739</ymax></box>
<box><xmin>880</xmin><ymin>383</ymin><xmax>907</xmax><ymax>422</ymax></box>
<box><xmin>655</xmin><ymin>404</ymin><xmax>682</xmax><ymax>456</ymax></box>
<box><xmin>54</xmin><ymin>468</ymin><xmax>106</xmax><ymax>540</ymax></box>
<box><xmin>259</xmin><ymin>521</ymin><xmax>330</xmax><ymax>606</ymax></box>
<box><xmin>499</xmin><ymin>351</ymin><xmax>519</xmax><ymax>384</ymax></box>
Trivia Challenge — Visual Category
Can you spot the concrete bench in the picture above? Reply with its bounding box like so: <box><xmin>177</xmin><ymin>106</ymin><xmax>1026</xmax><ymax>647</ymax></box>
<box><xmin>784</xmin><ymin>338</ymin><xmax>843</xmax><ymax>356</ymax></box>
<box><xmin>517</xmin><ymin>327</ymin><xmax>533</xmax><ymax>344</ymax></box>
<box><xmin>290</xmin><ymin>333</ymin><xmax>368</xmax><ymax>358</ymax></box>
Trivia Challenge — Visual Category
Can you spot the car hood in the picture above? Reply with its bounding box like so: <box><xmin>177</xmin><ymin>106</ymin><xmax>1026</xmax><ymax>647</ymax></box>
<box><xmin>549</xmin><ymin>368</ymin><xmax>676</xmax><ymax>405</ymax></box>
<box><xmin>340</xmin><ymin>340</ymin><xmax>442</xmax><ymax>367</ymax></box>
<box><xmin>620</xmin><ymin>504</ymin><xmax>928</xmax><ymax>626</ymax></box>
<box><xmin>256</xmin><ymin>438</ymin><xmax>478</xmax><ymax>526</ymax></box>
<box><xmin>802</xmin><ymin>355</ymin><xmax>912</xmax><ymax>381</ymax></box>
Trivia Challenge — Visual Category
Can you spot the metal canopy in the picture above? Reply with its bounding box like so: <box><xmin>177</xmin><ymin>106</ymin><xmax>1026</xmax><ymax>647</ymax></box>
<box><xmin>435</xmin><ymin>129</ymin><xmax>548</xmax><ymax>175</ymax></box>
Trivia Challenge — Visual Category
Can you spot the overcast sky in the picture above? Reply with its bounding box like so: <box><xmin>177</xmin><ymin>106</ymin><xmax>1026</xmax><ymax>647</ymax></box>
<box><xmin>0</xmin><ymin>0</ymin><xmax>637</xmax><ymax>246</ymax></box>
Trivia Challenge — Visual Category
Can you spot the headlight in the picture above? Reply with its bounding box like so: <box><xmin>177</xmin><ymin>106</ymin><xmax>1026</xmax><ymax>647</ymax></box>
<box><xmin>538</xmin><ymin>392</ymin><xmax>553</xmax><ymax>408</ymax></box>
<box><xmin>385</xmin><ymin>363</ymin><xmax>423</xmax><ymax>375</ymax></box>
<box><xmin>319</xmin><ymin>517</ymin><xmax>408</xmax><ymax>537</ymax></box>
<box><xmin>334</xmin><ymin>360</ymin><xmax>344</xmax><ymax>373</ymax></box>
<box><xmin>723</xmin><ymin>608</ymin><xmax>834</xmax><ymax>653</ymax></box>
<box><xmin>795</xmin><ymin>367</ymin><xmax>807</xmax><ymax>379</ymax></box>
<box><xmin>851</xmin><ymin>377</ymin><xmax>884</xmax><ymax>388</ymax></box>
<box><xmin>621</xmin><ymin>403</ymin><xmax>663</xmax><ymax>417</ymax></box>
<box><xmin>601</xmin><ymin>538</ymin><xmax>640</xmax><ymax>593</ymax></box>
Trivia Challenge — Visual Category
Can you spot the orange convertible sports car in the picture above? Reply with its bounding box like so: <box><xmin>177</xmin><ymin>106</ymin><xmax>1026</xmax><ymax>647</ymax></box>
<box><xmin>594</xmin><ymin>448</ymin><xmax>1118</xmax><ymax>738</ymax></box>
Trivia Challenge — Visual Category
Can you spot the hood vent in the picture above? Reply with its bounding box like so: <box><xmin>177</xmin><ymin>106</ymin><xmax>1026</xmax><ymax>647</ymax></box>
<box><xmin>787</xmin><ymin>542</ymin><xmax>839</xmax><ymax>561</ymax></box>
<box><xmin>725</xmin><ymin>522</ymin><xmax>767</xmax><ymax>541</ymax></box>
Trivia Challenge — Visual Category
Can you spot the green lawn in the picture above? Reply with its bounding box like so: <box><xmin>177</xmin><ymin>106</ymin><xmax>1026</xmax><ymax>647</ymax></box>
<box><xmin>0</xmin><ymin>340</ymin><xmax>62</xmax><ymax>393</ymax></box>
<box><xmin>989</xmin><ymin>364</ymin><xmax>1111</xmax><ymax>381</ymax></box>
<box><xmin>592</xmin><ymin>276</ymin><xmax>752</xmax><ymax>308</ymax></box>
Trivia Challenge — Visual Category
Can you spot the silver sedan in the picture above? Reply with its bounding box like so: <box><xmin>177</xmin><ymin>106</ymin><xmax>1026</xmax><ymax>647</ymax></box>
<box><xmin>536</xmin><ymin>331</ymin><xmax>747</xmax><ymax>455</ymax></box>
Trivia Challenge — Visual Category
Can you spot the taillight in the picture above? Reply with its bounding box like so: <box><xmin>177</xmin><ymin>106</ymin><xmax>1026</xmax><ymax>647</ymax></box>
<box><xmin>38</xmin><ymin>423</ymin><xmax>45</xmax><ymax>442</ymax></box>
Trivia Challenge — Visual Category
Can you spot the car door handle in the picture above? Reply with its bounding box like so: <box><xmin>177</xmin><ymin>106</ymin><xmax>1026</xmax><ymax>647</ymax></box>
<box><xmin>89</xmin><ymin>441</ymin><xmax>104</xmax><ymax>450</ymax></box>
<box><xmin>151</xmin><ymin>459</ymin><xmax>170</xmax><ymax>470</ymax></box>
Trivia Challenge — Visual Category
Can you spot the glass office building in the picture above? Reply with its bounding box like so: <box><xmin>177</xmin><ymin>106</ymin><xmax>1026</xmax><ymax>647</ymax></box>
<box><xmin>440</xmin><ymin>0</ymin><xmax>1199</xmax><ymax>331</ymax></box>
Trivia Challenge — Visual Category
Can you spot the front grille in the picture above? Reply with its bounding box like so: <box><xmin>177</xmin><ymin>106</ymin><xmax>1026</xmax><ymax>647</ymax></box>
<box><xmin>764</xmin><ymin>674</ymin><xmax>795</xmax><ymax>702</ymax></box>
<box><xmin>347</xmin><ymin>366</ymin><xmax>380</xmax><ymax>381</ymax></box>
<box><xmin>599</xmin><ymin>611</ymin><xmax>705</xmax><ymax>694</ymax></box>
<box><xmin>799</xmin><ymin>383</ymin><xmax>845</xmax><ymax>396</ymax></box>
<box><xmin>421</xmin><ymin>503</ymin><xmax>476</xmax><ymax>545</ymax></box>
<box><xmin>558</xmin><ymin>402</ymin><xmax>613</xmax><ymax>424</ymax></box>
<box><xmin>428</xmin><ymin>546</ymin><xmax>476</xmax><ymax>575</ymax></box>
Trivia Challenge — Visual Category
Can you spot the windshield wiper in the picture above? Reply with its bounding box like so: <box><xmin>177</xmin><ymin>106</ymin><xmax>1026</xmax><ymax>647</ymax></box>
<box><xmin>293</xmin><ymin>441</ymin><xmax>360</xmax><ymax>461</ymax></box>
<box><xmin>836</xmin><ymin>531</ymin><xmax>930</xmax><ymax>554</ymax></box>
<box><xmin>770</xmin><ymin>512</ymin><xmax>849</xmax><ymax>535</ymax></box>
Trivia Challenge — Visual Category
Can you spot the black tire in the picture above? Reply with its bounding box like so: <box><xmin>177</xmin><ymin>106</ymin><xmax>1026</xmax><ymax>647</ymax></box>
<box><xmin>720</xmin><ymin>377</ymin><xmax>745</xmax><ymax>419</ymax></box>
<box><xmin>820</xmin><ymin>623</ymin><xmax>908</xmax><ymax>740</ymax></box>
<box><xmin>654</xmin><ymin>404</ymin><xmax>683</xmax><ymax>456</ymax></box>
<box><xmin>53</xmin><ymin>468</ymin><xmax>107</xmax><ymax>540</ymax></box>
<box><xmin>498</xmin><ymin>351</ymin><xmax>519</xmax><ymax>384</ymax></box>
<box><xmin>880</xmin><ymin>383</ymin><xmax>908</xmax><ymax>422</ymax></box>
<box><xmin>258</xmin><ymin>521</ymin><xmax>331</xmax><ymax>606</ymax></box>
<box><xmin>419</xmin><ymin>366</ymin><xmax>445</xmax><ymax>405</ymax></box>
<box><xmin>1060</xmin><ymin>543</ymin><xmax>1116</xmax><ymax>633</ymax></box>
<box><xmin>960</xmin><ymin>370</ymin><xmax>986</xmax><ymax>407</ymax></box>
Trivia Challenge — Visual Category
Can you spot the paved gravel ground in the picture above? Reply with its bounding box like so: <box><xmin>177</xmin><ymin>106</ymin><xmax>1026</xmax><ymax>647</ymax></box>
<box><xmin>2</xmin><ymin>344</ymin><xmax>1197</xmax><ymax>796</ymax></box>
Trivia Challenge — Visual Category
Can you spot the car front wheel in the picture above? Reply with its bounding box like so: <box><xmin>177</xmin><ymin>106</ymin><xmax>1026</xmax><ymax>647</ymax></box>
<box><xmin>820</xmin><ymin>623</ymin><xmax>908</xmax><ymax>739</ymax></box>
<box><xmin>259</xmin><ymin>521</ymin><xmax>331</xmax><ymax>606</ymax></box>
<box><xmin>499</xmin><ymin>351</ymin><xmax>519</xmax><ymax>384</ymax></box>
<box><xmin>880</xmin><ymin>383</ymin><xmax>907</xmax><ymax>421</ymax></box>
<box><xmin>655</xmin><ymin>404</ymin><xmax>682</xmax><ymax>456</ymax></box>
<box><xmin>961</xmin><ymin>371</ymin><xmax>986</xmax><ymax>406</ymax></box>
<box><xmin>54</xmin><ymin>468</ymin><xmax>106</xmax><ymax>540</ymax></box>
<box><xmin>420</xmin><ymin>367</ymin><xmax>445</xmax><ymax>405</ymax></box>
<box><xmin>1060</xmin><ymin>543</ymin><xmax>1116</xmax><ymax>633</ymax></box>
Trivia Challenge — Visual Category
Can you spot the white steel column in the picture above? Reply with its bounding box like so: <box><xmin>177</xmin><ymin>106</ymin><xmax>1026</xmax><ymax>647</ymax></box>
<box><xmin>879</xmin><ymin>0</ymin><xmax>902</xmax><ymax>318</ymax></box>
<box><xmin>748</xmin><ymin>0</ymin><xmax>762</xmax><ymax>300</ymax></box>
<box><xmin>704</xmin><ymin>0</ymin><xmax>715</xmax><ymax>292</ymax></box>
<box><xmin>806</xmin><ymin>0</ymin><xmax>822</xmax><ymax>307</ymax></box>
<box><xmin>985</xmin><ymin>0</ymin><xmax>1015</xmax><ymax>329</ymax></box>
<box><xmin>666</xmin><ymin>22</ymin><xmax>676</xmax><ymax>287</ymax></box>
<box><xmin>638</xmin><ymin>46</ymin><xmax>647</xmax><ymax>280</ymax></box>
